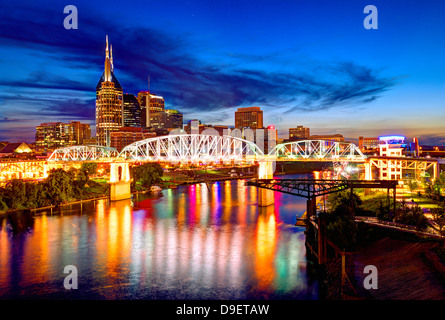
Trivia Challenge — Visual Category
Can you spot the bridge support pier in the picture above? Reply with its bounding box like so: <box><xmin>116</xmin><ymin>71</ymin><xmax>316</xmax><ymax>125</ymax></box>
<box><xmin>317</xmin><ymin>212</ymin><xmax>327</xmax><ymax>265</ymax></box>
<box><xmin>306</xmin><ymin>197</ymin><xmax>317</xmax><ymax>221</ymax></box>
<box><xmin>109</xmin><ymin>162</ymin><xmax>132</xmax><ymax>201</ymax></box>
<box><xmin>258</xmin><ymin>161</ymin><xmax>275</xmax><ymax>206</ymax></box>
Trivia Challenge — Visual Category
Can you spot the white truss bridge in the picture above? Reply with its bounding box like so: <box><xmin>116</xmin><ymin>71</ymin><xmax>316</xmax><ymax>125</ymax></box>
<box><xmin>118</xmin><ymin>134</ymin><xmax>264</xmax><ymax>162</ymax></box>
<box><xmin>46</xmin><ymin>134</ymin><xmax>366</xmax><ymax>163</ymax></box>
<box><xmin>47</xmin><ymin>145</ymin><xmax>119</xmax><ymax>162</ymax></box>
<box><xmin>273</xmin><ymin>140</ymin><xmax>366</xmax><ymax>162</ymax></box>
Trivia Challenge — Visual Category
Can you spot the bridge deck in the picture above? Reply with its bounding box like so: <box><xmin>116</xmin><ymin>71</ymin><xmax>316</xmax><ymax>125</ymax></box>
<box><xmin>246</xmin><ymin>178</ymin><xmax>398</xmax><ymax>198</ymax></box>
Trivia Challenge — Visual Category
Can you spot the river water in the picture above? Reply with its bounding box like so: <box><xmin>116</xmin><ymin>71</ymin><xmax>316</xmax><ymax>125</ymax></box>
<box><xmin>0</xmin><ymin>173</ymin><xmax>319</xmax><ymax>299</ymax></box>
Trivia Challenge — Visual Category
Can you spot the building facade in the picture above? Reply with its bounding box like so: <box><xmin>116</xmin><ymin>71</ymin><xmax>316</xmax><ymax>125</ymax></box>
<box><xmin>123</xmin><ymin>94</ymin><xmax>141</xmax><ymax>128</ymax></box>
<box><xmin>110</xmin><ymin>127</ymin><xmax>156</xmax><ymax>152</ymax></box>
<box><xmin>137</xmin><ymin>91</ymin><xmax>165</xmax><ymax>129</ymax></box>
<box><xmin>289</xmin><ymin>126</ymin><xmax>310</xmax><ymax>140</ymax></box>
<box><xmin>309</xmin><ymin>134</ymin><xmax>345</xmax><ymax>142</ymax></box>
<box><xmin>35</xmin><ymin>121</ymin><xmax>91</xmax><ymax>152</ymax></box>
<box><xmin>149</xmin><ymin>109</ymin><xmax>183</xmax><ymax>130</ymax></box>
<box><xmin>359</xmin><ymin>136</ymin><xmax>380</xmax><ymax>150</ymax></box>
<box><xmin>96</xmin><ymin>36</ymin><xmax>124</xmax><ymax>147</ymax></box>
<box><xmin>235</xmin><ymin>107</ymin><xmax>263</xmax><ymax>130</ymax></box>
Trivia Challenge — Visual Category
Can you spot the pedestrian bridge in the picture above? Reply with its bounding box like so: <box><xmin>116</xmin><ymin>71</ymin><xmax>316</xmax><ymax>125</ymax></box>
<box><xmin>47</xmin><ymin>134</ymin><xmax>367</xmax><ymax>163</ymax></box>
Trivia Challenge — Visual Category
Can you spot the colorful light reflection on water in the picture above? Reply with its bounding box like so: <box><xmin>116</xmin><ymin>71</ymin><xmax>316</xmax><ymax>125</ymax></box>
<box><xmin>0</xmin><ymin>174</ymin><xmax>318</xmax><ymax>299</ymax></box>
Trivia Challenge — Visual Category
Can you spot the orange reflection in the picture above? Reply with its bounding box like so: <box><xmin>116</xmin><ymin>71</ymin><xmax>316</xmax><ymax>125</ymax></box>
<box><xmin>27</xmin><ymin>214</ymin><xmax>49</xmax><ymax>285</ymax></box>
<box><xmin>255</xmin><ymin>206</ymin><xmax>276</xmax><ymax>290</ymax></box>
<box><xmin>223</xmin><ymin>181</ymin><xmax>231</xmax><ymax>221</ymax></box>
<box><xmin>0</xmin><ymin>218</ymin><xmax>10</xmax><ymax>288</ymax></box>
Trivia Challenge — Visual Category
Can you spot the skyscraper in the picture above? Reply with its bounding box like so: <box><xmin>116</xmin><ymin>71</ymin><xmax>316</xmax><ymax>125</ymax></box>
<box><xmin>123</xmin><ymin>94</ymin><xmax>141</xmax><ymax>127</ymax></box>
<box><xmin>234</xmin><ymin>106</ymin><xmax>263</xmax><ymax>130</ymax></box>
<box><xmin>96</xmin><ymin>35</ymin><xmax>123</xmax><ymax>146</ymax></box>
<box><xmin>35</xmin><ymin>121</ymin><xmax>91</xmax><ymax>152</ymax></box>
<box><xmin>137</xmin><ymin>91</ymin><xmax>165</xmax><ymax>129</ymax></box>
<box><xmin>149</xmin><ymin>109</ymin><xmax>183</xmax><ymax>130</ymax></box>
<box><xmin>289</xmin><ymin>126</ymin><xmax>310</xmax><ymax>140</ymax></box>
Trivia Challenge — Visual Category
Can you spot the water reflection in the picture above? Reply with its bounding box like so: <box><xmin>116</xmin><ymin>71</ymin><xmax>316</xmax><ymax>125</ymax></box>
<box><xmin>0</xmin><ymin>174</ymin><xmax>318</xmax><ymax>299</ymax></box>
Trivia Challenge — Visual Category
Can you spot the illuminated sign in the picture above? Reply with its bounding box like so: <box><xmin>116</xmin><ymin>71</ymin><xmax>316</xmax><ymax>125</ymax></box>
<box><xmin>378</xmin><ymin>135</ymin><xmax>405</xmax><ymax>143</ymax></box>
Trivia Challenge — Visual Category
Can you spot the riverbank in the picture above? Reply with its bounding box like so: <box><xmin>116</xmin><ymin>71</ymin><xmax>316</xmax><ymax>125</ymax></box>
<box><xmin>326</xmin><ymin>220</ymin><xmax>445</xmax><ymax>299</ymax></box>
<box><xmin>351</xmin><ymin>236</ymin><xmax>445</xmax><ymax>299</ymax></box>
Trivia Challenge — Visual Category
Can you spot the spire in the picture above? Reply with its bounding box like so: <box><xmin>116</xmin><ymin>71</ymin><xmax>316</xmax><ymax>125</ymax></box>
<box><xmin>104</xmin><ymin>35</ymin><xmax>111</xmax><ymax>82</ymax></box>
<box><xmin>106</xmin><ymin>35</ymin><xmax>109</xmax><ymax>59</ymax></box>
<box><xmin>110</xmin><ymin>44</ymin><xmax>114</xmax><ymax>72</ymax></box>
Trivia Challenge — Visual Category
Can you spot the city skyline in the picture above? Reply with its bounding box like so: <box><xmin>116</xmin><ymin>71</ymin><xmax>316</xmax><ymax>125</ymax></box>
<box><xmin>0</xmin><ymin>0</ymin><xmax>444</xmax><ymax>145</ymax></box>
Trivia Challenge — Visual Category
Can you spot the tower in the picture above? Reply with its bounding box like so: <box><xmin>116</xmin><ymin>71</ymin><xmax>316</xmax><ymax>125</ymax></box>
<box><xmin>96</xmin><ymin>35</ymin><xmax>123</xmax><ymax>146</ymax></box>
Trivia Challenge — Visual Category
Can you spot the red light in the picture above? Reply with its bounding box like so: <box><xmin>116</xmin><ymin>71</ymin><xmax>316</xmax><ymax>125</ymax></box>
<box><xmin>267</xmin><ymin>125</ymin><xmax>275</xmax><ymax>130</ymax></box>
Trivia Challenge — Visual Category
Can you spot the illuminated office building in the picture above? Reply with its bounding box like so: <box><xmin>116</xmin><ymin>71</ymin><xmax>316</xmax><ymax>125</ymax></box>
<box><xmin>35</xmin><ymin>121</ymin><xmax>91</xmax><ymax>152</ymax></box>
<box><xmin>149</xmin><ymin>109</ymin><xmax>183</xmax><ymax>130</ymax></box>
<box><xmin>123</xmin><ymin>94</ymin><xmax>141</xmax><ymax>127</ymax></box>
<box><xmin>358</xmin><ymin>136</ymin><xmax>380</xmax><ymax>150</ymax></box>
<box><xmin>235</xmin><ymin>106</ymin><xmax>263</xmax><ymax>130</ymax></box>
<box><xmin>289</xmin><ymin>126</ymin><xmax>310</xmax><ymax>140</ymax></box>
<box><xmin>138</xmin><ymin>91</ymin><xmax>165</xmax><ymax>129</ymax></box>
<box><xmin>110</xmin><ymin>127</ymin><xmax>156</xmax><ymax>152</ymax></box>
<box><xmin>96</xmin><ymin>35</ymin><xmax>123</xmax><ymax>146</ymax></box>
<box><xmin>309</xmin><ymin>134</ymin><xmax>345</xmax><ymax>142</ymax></box>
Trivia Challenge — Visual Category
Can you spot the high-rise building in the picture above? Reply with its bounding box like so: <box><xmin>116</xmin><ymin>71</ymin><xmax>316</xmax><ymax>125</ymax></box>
<box><xmin>309</xmin><ymin>134</ymin><xmax>345</xmax><ymax>142</ymax></box>
<box><xmin>110</xmin><ymin>127</ymin><xmax>156</xmax><ymax>152</ymax></box>
<box><xmin>137</xmin><ymin>91</ymin><xmax>165</xmax><ymax>129</ymax></box>
<box><xmin>149</xmin><ymin>109</ymin><xmax>183</xmax><ymax>130</ymax></box>
<box><xmin>123</xmin><ymin>94</ymin><xmax>141</xmax><ymax>127</ymax></box>
<box><xmin>184</xmin><ymin>120</ymin><xmax>229</xmax><ymax>136</ymax></box>
<box><xmin>235</xmin><ymin>106</ymin><xmax>263</xmax><ymax>130</ymax></box>
<box><xmin>358</xmin><ymin>136</ymin><xmax>379</xmax><ymax>150</ymax></box>
<box><xmin>96</xmin><ymin>35</ymin><xmax>123</xmax><ymax>146</ymax></box>
<box><xmin>35</xmin><ymin>121</ymin><xmax>91</xmax><ymax>152</ymax></box>
<box><xmin>69</xmin><ymin>121</ymin><xmax>92</xmax><ymax>145</ymax></box>
<box><xmin>289</xmin><ymin>126</ymin><xmax>310</xmax><ymax>140</ymax></box>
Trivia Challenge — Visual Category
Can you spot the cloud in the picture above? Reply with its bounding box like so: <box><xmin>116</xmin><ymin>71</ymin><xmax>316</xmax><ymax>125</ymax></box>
<box><xmin>0</xmin><ymin>2</ymin><xmax>398</xmax><ymax>141</ymax></box>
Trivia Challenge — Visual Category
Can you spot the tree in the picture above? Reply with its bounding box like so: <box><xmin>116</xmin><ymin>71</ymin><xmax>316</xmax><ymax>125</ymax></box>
<box><xmin>24</xmin><ymin>181</ymin><xmax>49</xmax><ymax>208</ymax></box>
<box><xmin>408</xmin><ymin>180</ymin><xmax>419</xmax><ymax>195</ymax></box>
<box><xmin>80</xmin><ymin>162</ymin><xmax>98</xmax><ymax>179</ymax></box>
<box><xmin>45</xmin><ymin>168</ymin><xmax>75</xmax><ymax>205</ymax></box>
<box><xmin>394</xmin><ymin>204</ymin><xmax>428</xmax><ymax>231</ymax></box>
<box><xmin>327</xmin><ymin>190</ymin><xmax>362</xmax><ymax>213</ymax></box>
<box><xmin>0</xmin><ymin>189</ymin><xmax>8</xmax><ymax>212</ymax></box>
<box><xmin>326</xmin><ymin>205</ymin><xmax>358</xmax><ymax>251</ymax></box>
<box><xmin>4</xmin><ymin>179</ymin><xmax>27</xmax><ymax>210</ymax></box>
<box><xmin>431</xmin><ymin>206</ymin><xmax>445</xmax><ymax>236</ymax></box>
<box><xmin>326</xmin><ymin>190</ymin><xmax>361</xmax><ymax>251</ymax></box>
<box><xmin>132</xmin><ymin>163</ymin><xmax>163</xmax><ymax>188</ymax></box>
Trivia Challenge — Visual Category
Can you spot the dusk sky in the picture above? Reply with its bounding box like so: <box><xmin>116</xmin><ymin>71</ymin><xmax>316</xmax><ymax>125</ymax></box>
<box><xmin>0</xmin><ymin>0</ymin><xmax>444</xmax><ymax>145</ymax></box>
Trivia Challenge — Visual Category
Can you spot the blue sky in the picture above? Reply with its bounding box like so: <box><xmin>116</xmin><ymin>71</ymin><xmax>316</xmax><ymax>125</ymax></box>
<box><xmin>0</xmin><ymin>0</ymin><xmax>444</xmax><ymax>144</ymax></box>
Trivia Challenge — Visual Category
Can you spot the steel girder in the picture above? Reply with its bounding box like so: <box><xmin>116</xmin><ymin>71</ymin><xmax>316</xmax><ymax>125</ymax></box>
<box><xmin>271</xmin><ymin>140</ymin><xmax>366</xmax><ymax>161</ymax></box>
<box><xmin>47</xmin><ymin>145</ymin><xmax>119</xmax><ymax>161</ymax></box>
<box><xmin>117</xmin><ymin>134</ymin><xmax>264</xmax><ymax>162</ymax></box>
<box><xmin>246</xmin><ymin>179</ymin><xmax>398</xmax><ymax>198</ymax></box>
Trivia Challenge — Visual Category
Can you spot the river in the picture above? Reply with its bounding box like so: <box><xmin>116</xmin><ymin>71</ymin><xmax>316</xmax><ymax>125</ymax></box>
<box><xmin>0</xmin><ymin>173</ymin><xmax>319</xmax><ymax>299</ymax></box>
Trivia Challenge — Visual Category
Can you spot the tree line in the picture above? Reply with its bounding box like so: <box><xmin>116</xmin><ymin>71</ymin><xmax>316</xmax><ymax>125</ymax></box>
<box><xmin>0</xmin><ymin>162</ymin><xmax>105</xmax><ymax>211</ymax></box>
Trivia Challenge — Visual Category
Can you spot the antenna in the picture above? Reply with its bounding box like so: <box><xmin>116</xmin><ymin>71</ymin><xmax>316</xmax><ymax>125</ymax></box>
<box><xmin>148</xmin><ymin>75</ymin><xmax>150</xmax><ymax>92</ymax></box>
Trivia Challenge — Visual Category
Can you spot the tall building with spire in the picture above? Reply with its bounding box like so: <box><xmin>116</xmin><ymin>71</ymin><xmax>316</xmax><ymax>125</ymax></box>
<box><xmin>95</xmin><ymin>35</ymin><xmax>123</xmax><ymax>146</ymax></box>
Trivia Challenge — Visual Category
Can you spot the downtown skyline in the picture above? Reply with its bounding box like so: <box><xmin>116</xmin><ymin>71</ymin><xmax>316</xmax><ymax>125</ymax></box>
<box><xmin>0</xmin><ymin>0</ymin><xmax>444</xmax><ymax>145</ymax></box>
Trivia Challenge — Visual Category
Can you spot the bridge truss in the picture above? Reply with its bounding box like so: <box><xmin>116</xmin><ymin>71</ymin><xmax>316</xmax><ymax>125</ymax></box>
<box><xmin>271</xmin><ymin>140</ymin><xmax>366</xmax><ymax>162</ymax></box>
<box><xmin>48</xmin><ymin>145</ymin><xmax>119</xmax><ymax>161</ymax></box>
<box><xmin>118</xmin><ymin>134</ymin><xmax>264</xmax><ymax>162</ymax></box>
<box><xmin>246</xmin><ymin>179</ymin><xmax>398</xmax><ymax>199</ymax></box>
<box><xmin>0</xmin><ymin>160</ymin><xmax>47</xmax><ymax>180</ymax></box>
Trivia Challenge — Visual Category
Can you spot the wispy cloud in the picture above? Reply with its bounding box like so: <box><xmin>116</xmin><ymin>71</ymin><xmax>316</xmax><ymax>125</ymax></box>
<box><xmin>0</xmin><ymin>2</ymin><xmax>398</xmax><ymax>140</ymax></box>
